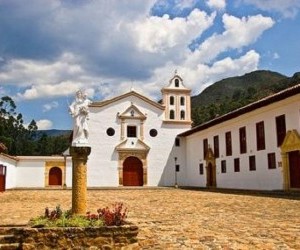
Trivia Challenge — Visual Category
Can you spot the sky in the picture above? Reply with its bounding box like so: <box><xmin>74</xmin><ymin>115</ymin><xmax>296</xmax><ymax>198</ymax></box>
<box><xmin>0</xmin><ymin>0</ymin><xmax>299</xmax><ymax>130</ymax></box>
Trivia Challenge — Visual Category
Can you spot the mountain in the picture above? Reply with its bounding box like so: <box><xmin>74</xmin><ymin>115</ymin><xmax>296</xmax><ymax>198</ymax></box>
<box><xmin>191</xmin><ymin>70</ymin><xmax>300</xmax><ymax>126</ymax></box>
<box><xmin>37</xmin><ymin>129</ymin><xmax>71</xmax><ymax>138</ymax></box>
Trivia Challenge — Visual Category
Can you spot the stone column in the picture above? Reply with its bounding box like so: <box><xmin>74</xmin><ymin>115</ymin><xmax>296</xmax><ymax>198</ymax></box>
<box><xmin>70</xmin><ymin>146</ymin><xmax>91</xmax><ymax>215</ymax></box>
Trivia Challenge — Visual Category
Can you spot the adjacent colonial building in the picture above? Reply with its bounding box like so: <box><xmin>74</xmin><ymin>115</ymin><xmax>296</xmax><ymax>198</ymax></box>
<box><xmin>0</xmin><ymin>74</ymin><xmax>300</xmax><ymax>191</ymax></box>
<box><xmin>179</xmin><ymin>84</ymin><xmax>300</xmax><ymax>191</ymax></box>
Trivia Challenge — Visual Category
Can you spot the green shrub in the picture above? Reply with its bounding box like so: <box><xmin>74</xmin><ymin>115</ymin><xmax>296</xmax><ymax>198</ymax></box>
<box><xmin>29</xmin><ymin>203</ymin><xmax>128</xmax><ymax>228</ymax></box>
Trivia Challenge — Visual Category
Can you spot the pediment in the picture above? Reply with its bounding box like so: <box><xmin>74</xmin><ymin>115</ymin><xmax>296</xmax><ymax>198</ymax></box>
<box><xmin>280</xmin><ymin>129</ymin><xmax>300</xmax><ymax>153</ymax></box>
<box><xmin>118</xmin><ymin>104</ymin><xmax>146</xmax><ymax>120</ymax></box>
<box><xmin>116</xmin><ymin>138</ymin><xmax>150</xmax><ymax>152</ymax></box>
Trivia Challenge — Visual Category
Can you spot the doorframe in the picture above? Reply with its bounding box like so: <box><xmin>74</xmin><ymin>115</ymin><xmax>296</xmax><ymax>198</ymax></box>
<box><xmin>118</xmin><ymin>151</ymin><xmax>148</xmax><ymax>186</ymax></box>
<box><xmin>280</xmin><ymin>129</ymin><xmax>300</xmax><ymax>191</ymax></box>
<box><xmin>205</xmin><ymin>147</ymin><xmax>217</xmax><ymax>188</ymax></box>
<box><xmin>0</xmin><ymin>164</ymin><xmax>6</xmax><ymax>192</ymax></box>
<box><xmin>45</xmin><ymin>160</ymin><xmax>66</xmax><ymax>187</ymax></box>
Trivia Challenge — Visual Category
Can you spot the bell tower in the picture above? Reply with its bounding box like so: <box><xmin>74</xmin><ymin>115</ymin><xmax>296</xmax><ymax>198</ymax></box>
<box><xmin>161</xmin><ymin>72</ymin><xmax>192</xmax><ymax>124</ymax></box>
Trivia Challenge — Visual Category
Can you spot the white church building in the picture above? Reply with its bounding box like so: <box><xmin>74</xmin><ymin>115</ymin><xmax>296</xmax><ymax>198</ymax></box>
<box><xmin>1</xmin><ymin>73</ymin><xmax>300</xmax><ymax>191</ymax></box>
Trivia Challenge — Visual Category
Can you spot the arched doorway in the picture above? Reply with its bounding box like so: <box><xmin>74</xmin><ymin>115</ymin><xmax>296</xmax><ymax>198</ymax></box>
<box><xmin>123</xmin><ymin>157</ymin><xmax>143</xmax><ymax>186</ymax></box>
<box><xmin>49</xmin><ymin>167</ymin><xmax>62</xmax><ymax>186</ymax></box>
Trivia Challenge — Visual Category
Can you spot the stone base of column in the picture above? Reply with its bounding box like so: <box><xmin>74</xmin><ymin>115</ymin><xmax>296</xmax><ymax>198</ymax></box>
<box><xmin>70</xmin><ymin>146</ymin><xmax>91</xmax><ymax>215</ymax></box>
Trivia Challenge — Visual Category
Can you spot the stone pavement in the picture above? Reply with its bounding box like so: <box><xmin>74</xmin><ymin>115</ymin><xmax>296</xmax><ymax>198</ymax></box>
<box><xmin>0</xmin><ymin>188</ymin><xmax>300</xmax><ymax>249</ymax></box>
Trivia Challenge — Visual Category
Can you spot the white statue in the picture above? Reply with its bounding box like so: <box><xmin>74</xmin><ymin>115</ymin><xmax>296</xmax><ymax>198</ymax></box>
<box><xmin>69</xmin><ymin>90</ymin><xmax>92</xmax><ymax>146</ymax></box>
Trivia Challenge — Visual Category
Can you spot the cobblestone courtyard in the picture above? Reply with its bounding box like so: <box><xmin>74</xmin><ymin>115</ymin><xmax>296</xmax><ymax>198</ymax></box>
<box><xmin>0</xmin><ymin>188</ymin><xmax>299</xmax><ymax>249</ymax></box>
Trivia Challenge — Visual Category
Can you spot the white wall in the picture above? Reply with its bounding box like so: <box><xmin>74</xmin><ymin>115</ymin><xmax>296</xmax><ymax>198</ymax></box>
<box><xmin>0</xmin><ymin>154</ymin><xmax>17</xmax><ymax>189</ymax></box>
<box><xmin>88</xmin><ymin>94</ymin><xmax>190</xmax><ymax>187</ymax></box>
<box><xmin>183</xmin><ymin>94</ymin><xmax>300</xmax><ymax>190</ymax></box>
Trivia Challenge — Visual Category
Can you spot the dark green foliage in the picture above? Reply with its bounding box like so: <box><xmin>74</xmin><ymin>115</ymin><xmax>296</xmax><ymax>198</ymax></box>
<box><xmin>0</xmin><ymin>95</ymin><xmax>70</xmax><ymax>156</ymax></box>
<box><xmin>0</xmin><ymin>96</ymin><xmax>38</xmax><ymax>155</ymax></box>
<box><xmin>191</xmin><ymin>70</ymin><xmax>300</xmax><ymax>126</ymax></box>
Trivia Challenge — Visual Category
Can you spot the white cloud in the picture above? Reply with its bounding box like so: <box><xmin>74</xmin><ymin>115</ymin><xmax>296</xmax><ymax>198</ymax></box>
<box><xmin>0</xmin><ymin>1</ymin><xmax>276</xmax><ymax>104</ymax></box>
<box><xmin>150</xmin><ymin>50</ymin><xmax>260</xmax><ymax>95</ymax></box>
<box><xmin>273</xmin><ymin>52</ymin><xmax>280</xmax><ymax>59</ymax></box>
<box><xmin>0</xmin><ymin>53</ymin><xmax>84</xmax><ymax>86</ymax></box>
<box><xmin>186</xmin><ymin>14</ymin><xmax>274</xmax><ymax>65</ymax></box>
<box><xmin>43</xmin><ymin>101</ymin><xmax>59</xmax><ymax>112</ymax></box>
<box><xmin>132</xmin><ymin>9</ymin><xmax>216</xmax><ymax>53</ymax></box>
<box><xmin>36</xmin><ymin>119</ymin><xmax>53</xmax><ymax>130</ymax></box>
<box><xmin>206</xmin><ymin>0</ymin><xmax>226</xmax><ymax>10</ymax></box>
<box><xmin>242</xmin><ymin>0</ymin><xmax>300</xmax><ymax>18</ymax></box>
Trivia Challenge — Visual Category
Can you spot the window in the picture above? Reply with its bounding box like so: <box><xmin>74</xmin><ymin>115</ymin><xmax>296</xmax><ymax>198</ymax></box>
<box><xmin>175</xmin><ymin>79</ymin><xmax>179</xmax><ymax>87</ymax></box>
<box><xmin>199</xmin><ymin>163</ymin><xmax>204</xmax><ymax>175</ymax></box>
<box><xmin>106</xmin><ymin>127</ymin><xmax>115</xmax><ymax>136</ymax></box>
<box><xmin>221</xmin><ymin>160</ymin><xmax>226</xmax><ymax>173</ymax></box>
<box><xmin>225</xmin><ymin>131</ymin><xmax>232</xmax><ymax>156</ymax></box>
<box><xmin>170</xmin><ymin>110</ymin><xmax>175</xmax><ymax>119</ymax></box>
<box><xmin>175</xmin><ymin>138</ymin><xmax>180</xmax><ymax>147</ymax></box>
<box><xmin>276</xmin><ymin>115</ymin><xmax>286</xmax><ymax>147</ymax></box>
<box><xmin>180</xmin><ymin>110</ymin><xmax>185</xmax><ymax>120</ymax></box>
<box><xmin>127</xmin><ymin>126</ymin><xmax>136</xmax><ymax>137</ymax></box>
<box><xmin>234</xmin><ymin>158</ymin><xmax>240</xmax><ymax>172</ymax></box>
<box><xmin>268</xmin><ymin>153</ymin><xmax>276</xmax><ymax>169</ymax></box>
<box><xmin>149</xmin><ymin>129</ymin><xmax>158</xmax><ymax>137</ymax></box>
<box><xmin>170</xmin><ymin>96</ymin><xmax>175</xmax><ymax>105</ymax></box>
<box><xmin>203</xmin><ymin>138</ymin><xmax>208</xmax><ymax>158</ymax></box>
<box><xmin>180</xmin><ymin>96</ymin><xmax>185</xmax><ymax>105</ymax></box>
<box><xmin>249</xmin><ymin>155</ymin><xmax>256</xmax><ymax>171</ymax></box>
<box><xmin>176</xmin><ymin>164</ymin><xmax>180</xmax><ymax>172</ymax></box>
<box><xmin>239</xmin><ymin>127</ymin><xmax>247</xmax><ymax>154</ymax></box>
<box><xmin>256</xmin><ymin>121</ymin><xmax>265</xmax><ymax>151</ymax></box>
<box><xmin>213</xmin><ymin>135</ymin><xmax>219</xmax><ymax>158</ymax></box>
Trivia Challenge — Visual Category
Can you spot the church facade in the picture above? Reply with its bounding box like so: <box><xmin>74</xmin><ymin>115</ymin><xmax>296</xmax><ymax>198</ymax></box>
<box><xmin>1</xmin><ymin>74</ymin><xmax>192</xmax><ymax>189</ymax></box>
<box><xmin>1</xmin><ymin>74</ymin><xmax>300</xmax><ymax>191</ymax></box>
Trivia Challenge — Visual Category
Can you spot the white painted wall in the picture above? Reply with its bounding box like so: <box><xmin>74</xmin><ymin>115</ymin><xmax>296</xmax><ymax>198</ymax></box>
<box><xmin>88</xmin><ymin>93</ymin><xmax>190</xmax><ymax>187</ymax></box>
<box><xmin>183</xmin><ymin>94</ymin><xmax>300</xmax><ymax>190</ymax></box>
<box><xmin>0</xmin><ymin>154</ymin><xmax>17</xmax><ymax>189</ymax></box>
<box><xmin>14</xmin><ymin>157</ymin><xmax>46</xmax><ymax>188</ymax></box>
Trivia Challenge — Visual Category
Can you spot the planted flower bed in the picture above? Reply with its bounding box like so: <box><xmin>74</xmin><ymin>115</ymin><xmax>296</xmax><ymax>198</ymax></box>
<box><xmin>0</xmin><ymin>203</ymin><xmax>139</xmax><ymax>250</ymax></box>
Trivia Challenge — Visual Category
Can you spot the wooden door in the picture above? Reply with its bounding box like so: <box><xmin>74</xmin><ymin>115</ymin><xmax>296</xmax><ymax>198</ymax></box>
<box><xmin>288</xmin><ymin>151</ymin><xmax>300</xmax><ymax>188</ymax></box>
<box><xmin>206</xmin><ymin>163</ymin><xmax>213</xmax><ymax>187</ymax></box>
<box><xmin>0</xmin><ymin>165</ymin><xmax>5</xmax><ymax>192</ymax></box>
<box><xmin>49</xmin><ymin>167</ymin><xmax>62</xmax><ymax>186</ymax></box>
<box><xmin>123</xmin><ymin>157</ymin><xmax>143</xmax><ymax>186</ymax></box>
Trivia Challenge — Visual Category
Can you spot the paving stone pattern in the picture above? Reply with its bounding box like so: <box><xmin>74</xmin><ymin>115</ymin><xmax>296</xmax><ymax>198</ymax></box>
<box><xmin>0</xmin><ymin>188</ymin><xmax>299</xmax><ymax>249</ymax></box>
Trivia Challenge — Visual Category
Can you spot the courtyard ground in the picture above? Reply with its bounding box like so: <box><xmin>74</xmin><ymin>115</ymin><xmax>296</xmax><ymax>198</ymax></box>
<box><xmin>0</xmin><ymin>188</ymin><xmax>299</xmax><ymax>249</ymax></box>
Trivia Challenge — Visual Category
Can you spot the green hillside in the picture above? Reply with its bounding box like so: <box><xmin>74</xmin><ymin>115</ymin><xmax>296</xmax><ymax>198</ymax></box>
<box><xmin>191</xmin><ymin>70</ymin><xmax>300</xmax><ymax>126</ymax></box>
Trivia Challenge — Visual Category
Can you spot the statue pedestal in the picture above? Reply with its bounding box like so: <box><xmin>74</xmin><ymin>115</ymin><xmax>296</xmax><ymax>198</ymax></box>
<box><xmin>70</xmin><ymin>146</ymin><xmax>91</xmax><ymax>215</ymax></box>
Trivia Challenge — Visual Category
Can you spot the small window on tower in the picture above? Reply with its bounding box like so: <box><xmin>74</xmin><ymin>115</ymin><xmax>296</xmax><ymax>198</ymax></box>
<box><xmin>170</xmin><ymin>110</ymin><xmax>175</xmax><ymax>120</ymax></box>
<box><xmin>180</xmin><ymin>96</ymin><xmax>185</xmax><ymax>105</ymax></box>
<box><xmin>170</xmin><ymin>96</ymin><xmax>174</xmax><ymax>105</ymax></box>
<box><xmin>180</xmin><ymin>110</ymin><xmax>185</xmax><ymax>120</ymax></box>
<box><xmin>175</xmin><ymin>79</ymin><xmax>179</xmax><ymax>87</ymax></box>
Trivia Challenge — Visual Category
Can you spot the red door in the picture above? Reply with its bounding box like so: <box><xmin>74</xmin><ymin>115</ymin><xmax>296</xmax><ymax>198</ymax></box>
<box><xmin>288</xmin><ymin>151</ymin><xmax>300</xmax><ymax>188</ymax></box>
<box><xmin>0</xmin><ymin>165</ymin><xmax>6</xmax><ymax>192</ymax></box>
<box><xmin>49</xmin><ymin>167</ymin><xmax>62</xmax><ymax>186</ymax></box>
<box><xmin>123</xmin><ymin>157</ymin><xmax>143</xmax><ymax>186</ymax></box>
